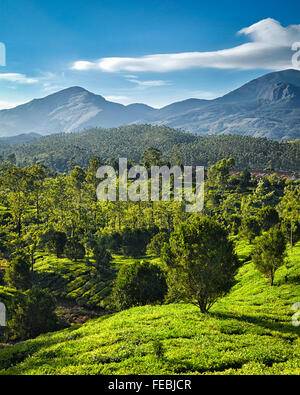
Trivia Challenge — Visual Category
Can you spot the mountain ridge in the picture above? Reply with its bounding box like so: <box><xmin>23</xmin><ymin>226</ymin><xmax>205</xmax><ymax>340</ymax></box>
<box><xmin>0</xmin><ymin>69</ymin><xmax>299</xmax><ymax>140</ymax></box>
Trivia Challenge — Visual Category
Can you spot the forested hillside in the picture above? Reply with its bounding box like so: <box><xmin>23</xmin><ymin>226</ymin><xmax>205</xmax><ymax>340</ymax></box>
<box><xmin>0</xmin><ymin>125</ymin><xmax>299</xmax><ymax>173</ymax></box>
<box><xmin>0</xmin><ymin>146</ymin><xmax>299</xmax><ymax>375</ymax></box>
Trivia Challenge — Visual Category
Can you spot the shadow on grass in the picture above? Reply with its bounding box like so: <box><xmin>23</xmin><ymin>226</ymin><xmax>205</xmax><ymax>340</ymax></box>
<box><xmin>210</xmin><ymin>311</ymin><xmax>299</xmax><ymax>336</ymax></box>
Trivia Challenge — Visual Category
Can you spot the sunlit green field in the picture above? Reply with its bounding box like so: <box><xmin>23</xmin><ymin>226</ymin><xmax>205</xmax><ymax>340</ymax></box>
<box><xmin>0</xmin><ymin>242</ymin><xmax>299</xmax><ymax>375</ymax></box>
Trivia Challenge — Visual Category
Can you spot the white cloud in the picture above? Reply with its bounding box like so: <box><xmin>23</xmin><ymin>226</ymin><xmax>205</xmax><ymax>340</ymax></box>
<box><xmin>127</xmin><ymin>79</ymin><xmax>170</xmax><ymax>87</ymax></box>
<box><xmin>104</xmin><ymin>95</ymin><xmax>132</xmax><ymax>104</ymax></box>
<box><xmin>0</xmin><ymin>73</ymin><xmax>38</xmax><ymax>84</ymax></box>
<box><xmin>0</xmin><ymin>100</ymin><xmax>24</xmax><ymax>110</ymax></box>
<box><xmin>71</xmin><ymin>18</ymin><xmax>300</xmax><ymax>72</ymax></box>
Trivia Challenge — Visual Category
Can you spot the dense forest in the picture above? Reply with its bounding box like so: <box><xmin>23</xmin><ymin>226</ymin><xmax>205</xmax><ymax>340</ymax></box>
<box><xmin>0</xmin><ymin>125</ymin><xmax>299</xmax><ymax>173</ymax></box>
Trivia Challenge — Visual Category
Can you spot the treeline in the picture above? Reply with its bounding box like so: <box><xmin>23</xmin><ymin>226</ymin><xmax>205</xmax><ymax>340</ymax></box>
<box><xmin>0</xmin><ymin>125</ymin><xmax>299</xmax><ymax>172</ymax></box>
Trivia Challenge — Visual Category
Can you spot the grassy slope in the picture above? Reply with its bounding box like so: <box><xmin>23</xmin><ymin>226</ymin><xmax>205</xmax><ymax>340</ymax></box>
<box><xmin>33</xmin><ymin>253</ymin><xmax>146</xmax><ymax>309</ymax></box>
<box><xmin>0</xmin><ymin>242</ymin><xmax>299</xmax><ymax>375</ymax></box>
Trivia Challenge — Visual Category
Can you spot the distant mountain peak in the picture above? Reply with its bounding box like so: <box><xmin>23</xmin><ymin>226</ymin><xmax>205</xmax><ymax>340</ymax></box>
<box><xmin>218</xmin><ymin>69</ymin><xmax>300</xmax><ymax>104</ymax></box>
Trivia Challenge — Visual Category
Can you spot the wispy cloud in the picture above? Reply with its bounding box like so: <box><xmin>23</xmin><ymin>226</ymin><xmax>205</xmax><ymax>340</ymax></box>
<box><xmin>127</xmin><ymin>78</ymin><xmax>170</xmax><ymax>87</ymax></box>
<box><xmin>0</xmin><ymin>73</ymin><xmax>38</xmax><ymax>84</ymax></box>
<box><xmin>71</xmin><ymin>18</ymin><xmax>300</xmax><ymax>72</ymax></box>
<box><xmin>104</xmin><ymin>95</ymin><xmax>132</xmax><ymax>104</ymax></box>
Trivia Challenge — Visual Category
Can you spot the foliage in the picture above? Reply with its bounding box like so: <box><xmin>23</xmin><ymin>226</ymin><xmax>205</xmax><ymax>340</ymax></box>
<box><xmin>0</xmin><ymin>241</ymin><xmax>299</xmax><ymax>375</ymax></box>
<box><xmin>1</xmin><ymin>126</ymin><xmax>299</xmax><ymax>172</ymax></box>
<box><xmin>88</xmin><ymin>238</ymin><xmax>112</xmax><ymax>274</ymax></box>
<box><xmin>152</xmin><ymin>339</ymin><xmax>165</xmax><ymax>360</ymax></box>
<box><xmin>278</xmin><ymin>185</ymin><xmax>300</xmax><ymax>252</ymax></box>
<box><xmin>252</xmin><ymin>227</ymin><xmax>287</xmax><ymax>286</ymax></box>
<box><xmin>147</xmin><ymin>231</ymin><xmax>169</xmax><ymax>256</ymax></box>
<box><xmin>239</xmin><ymin>216</ymin><xmax>261</xmax><ymax>243</ymax></box>
<box><xmin>40</xmin><ymin>228</ymin><xmax>67</xmax><ymax>258</ymax></box>
<box><xmin>259</xmin><ymin>206</ymin><xmax>280</xmax><ymax>231</ymax></box>
<box><xmin>113</xmin><ymin>260</ymin><xmax>168</xmax><ymax>310</ymax></box>
<box><xmin>4</xmin><ymin>254</ymin><xmax>31</xmax><ymax>291</ymax></box>
<box><xmin>121</xmin><ymin>228</ymin><xmax>151</xmax><ymax>258</ymax></box>
<box><xmin>7</xmin><ymin>286</ymin><xmax>58</xmax><ymax>340</ymax></box>
<box><xmin>162</xmin><ymin>216</ymin><xmax>239</xmax><ymax>313</ymax></box>
<box><xmin>64</xmin><ymin>238</ymin><xmax>86</xmax><ymax>262</ymax></box>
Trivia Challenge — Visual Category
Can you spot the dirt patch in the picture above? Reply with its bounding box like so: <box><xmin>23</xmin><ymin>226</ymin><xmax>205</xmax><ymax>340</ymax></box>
<box><xmin>56</xmin><ymin>299</ymin><xmax>107</xmax><ymax>327</ymax></box>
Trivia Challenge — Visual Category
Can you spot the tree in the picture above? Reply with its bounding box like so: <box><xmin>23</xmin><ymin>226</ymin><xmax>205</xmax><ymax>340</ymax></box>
<box><xmin>104</xmin><ymin>232</ymin><xmax>123</xmax><ymax>253</ymax></box>
<box><xmin>113</xmin><ymin>260</ymin><xmax>167</xmax><ymax>310</ymax></box>
<box><xmin>4</xmin><ymin>254</ymin><xmax>31</xmax><ymax>291</ymax></box>
<box><xmin>207</xmin><ymin>158</ymin><xmax>235</xmax><ymax>191</ymax></box>
<box><xmin>147</xmin><ymin>231</ymin><xmax>169</xmax><ymax>256</ymax></box>
<box><xmin>259</xmin><ymin>206</ymin><xmax>280</xmax><ymax>232</ymax></box>
<box><xmin>40</xmin><ymin>228</ymin><xmax>67</xmax><ymax>258</ymax></box>
<box><xmin>252</xmin><ymin>226</ymin><xmax>287</xmax><ymax>286</ymax></box>
<box><xmin>239</xmin><ymin>216</ymin><xmax>261</xmax><ymax>243</ymax></box>
<box><xmin>7</xmin><ymin>286</ymin><xmax>58</xmax><ymax>340</ymax></box>
<box><xmin>278</xmin><ymin>185</ymin><xmax>300</xmax><ymax>253</ymax></box>
<box><xmin>2</xmin><ymin>166</ymin><xmax>29</xmax><ymax>237</ymax></box>
<box><xmin>27</xmin><ymin>164</ymin><xmax>47</xmax><ymax>223</ymax></box>
<box><xmin>121</xmin><ymin>228</ymin><xmax>150</xmax><ymax>258</ymax></box>
<box><xmin>88</xmin><ymin>238</ymin><xmax>112</xmax><ymax>274</ymax></box>
<box><xmin>161</xmin><ymin>216</ymin><xmax>239</xmax><ymax>313</ymax></box>
<box><xmin>142</xmin><ymin>147</ymin><xmax>162</xmax><ymax>169</ymax></box>
<box><xmin>238</xmin><ymin>168</ymin><xmax>252</xmax><ymax>191</ymax></box>
<box><xmin>22</xmin><ymin>225</ymin><xmax>43</xmax><ymax>271</ymax></box>
<box><xmin>64</xmin><ymin>238</ymin><xmax>85</xmax><ymax>261</ymax></box>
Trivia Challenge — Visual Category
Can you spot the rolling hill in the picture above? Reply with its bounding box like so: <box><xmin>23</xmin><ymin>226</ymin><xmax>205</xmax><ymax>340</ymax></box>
<box><xmin>0</xmin><ymin>125</ymin><xmax>299</xmax><ymax>173</ymax></box>
<box><xmin>0</xmin><ymin>70</ymin><xmax>300</xmax><ymax>140</ymax></box>
<box><xmin>0</xmin><ymin>241</ymin><xmax>299</xmax><ymax>375</ymax></box>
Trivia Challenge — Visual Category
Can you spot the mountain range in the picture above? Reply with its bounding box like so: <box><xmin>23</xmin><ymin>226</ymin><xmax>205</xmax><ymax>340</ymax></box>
<box><xmin>0</xmin><ymin>69</ymin><xmax>300</xmax><ymax>141</ymax></box>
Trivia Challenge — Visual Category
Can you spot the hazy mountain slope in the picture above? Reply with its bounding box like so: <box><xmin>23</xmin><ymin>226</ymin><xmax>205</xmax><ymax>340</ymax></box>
<box><xmin>158</xmin><ymin>70</ymin><xmax>300</xmax><ymax>140</ymax></box>
<box><xmin>217</xmin><ymin>68</ymin><xmax>300</xmax><ymax>103</ymax></box>
<box><xmin>0</xmin><ymin>132</ymin><xmax>41</xmax><ymax>146</ymax></box>
<box><xmin>161</xmin><ymin>94</ymin><xmax>300</xmax><ymax>140</ymax></box>
<box><xmin>0</xmin><ymin>87</ymin><xmax>157</xmax><ymax>137</ymax></box>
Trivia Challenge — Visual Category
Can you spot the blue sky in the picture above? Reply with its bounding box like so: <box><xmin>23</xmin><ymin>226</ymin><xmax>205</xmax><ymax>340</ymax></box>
<box><xmin>0</xmin><ymin>0</ymin><xmax>300</xmax><ymax>109</ymax></box>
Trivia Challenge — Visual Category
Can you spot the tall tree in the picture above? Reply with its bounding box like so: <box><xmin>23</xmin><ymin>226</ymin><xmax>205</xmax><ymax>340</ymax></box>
<box><xmin>252</xmin><ymin>226</ymin><xmax>287</xmax><ymax>286</ymax></box>
<box><xmin>278</xmin><ymin>185</ymin><xmax>300</xmax><ymax>253</ymax></box>
<box><xmin>161</xmin><ymin>216</ymin><xmax>239</xmax><ymax>313</ymax></box>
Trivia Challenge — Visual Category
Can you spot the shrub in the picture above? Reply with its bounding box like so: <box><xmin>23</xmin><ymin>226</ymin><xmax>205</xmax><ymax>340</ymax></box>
<box><xmin>113</xmin><ymin>261</ymin><xmax>167</xmax><ymax>310</ymax></box>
